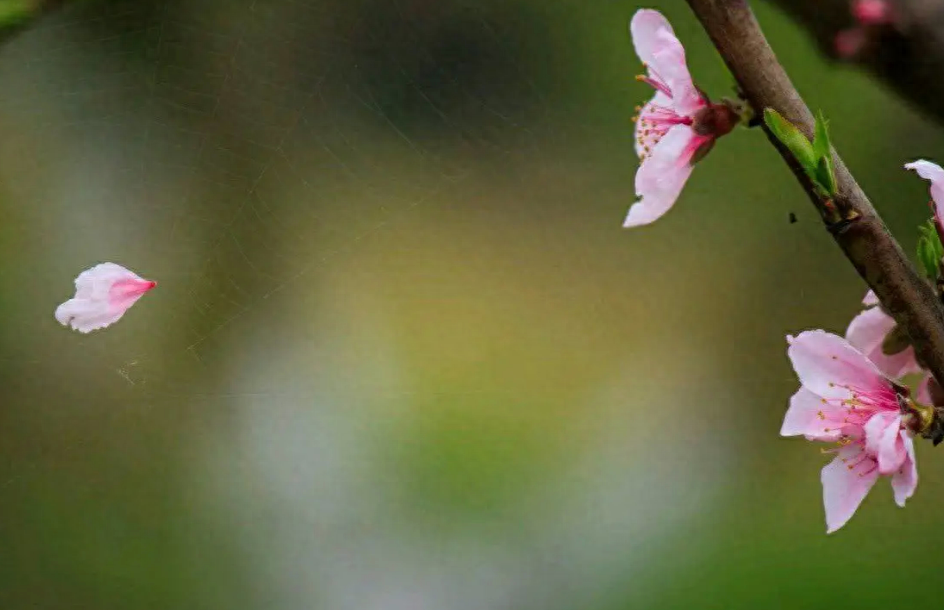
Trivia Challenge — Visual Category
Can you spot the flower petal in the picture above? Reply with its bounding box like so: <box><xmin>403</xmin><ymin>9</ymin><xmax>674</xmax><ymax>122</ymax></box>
<box><xmin>863</xmin><ymin>411</ymin><xmax>889</xmax><ymax>456</ymax></box>
<box><xmin>629</xmin><ymin>9</ymin><xmax>701</xmax><ymax>116</ymax></box>
<box><xmin>891</xmin><ymin>433</ymin><xmax>918</xmax><ymax>507</ymax></box>
<box><xmin>821</xmin><ymin>446</ymin><xmax>879</xmax><ymax>533</ymax></box>
<box><xmin>862</xmin><ymin>290</ymin><xmax>879</xmax><ymax>306</ymax></box>
<box><xmin>846</xmin><ymin>306</ymin><xmax>920</xmax><ymax>379</ymax></box>
<box><xmin>56</xmin><ymin>262</ymin><xmax>155</xmax><ymax>333</ymax></box>
<box><xmin>863</xmin><ymin>412</ymin><xmax>906</xmax><ymax>474</ymax></box>
<box><xmin>630</xmin><ymin>9</ymin><xmax>676</xmax><ymax>71</ymax></box>
<box><xmin>905</xmin><ymin>160</ymin><xmax>944</xmax><ymax>225</ymax></box>
<box><xmin>787</xmin><ymin>330</ymin><xmax>888</xmax><ymax>400</ymax></box>
<box><xmin>904</xmin><ymin>159</ymin><xmax>944</xmax><ymax>184</ymax></box>
<box><xmin>54</xmin><ymin>299</ymin><xmax>123</xmax><ymax>333</ymax></box>
<box><xmin>853</xmin><ymin>0</ymin><xmax>893</xmax><ymax>25</ymax></box>
<box><xmin>651</xmin><ymin>44</ymin><xmax>702</xmax><ymax>116</ymax></box>
<box><xmin>624</xmin><ymin>125</ymin><xmax>696</xmax><ymax>227</ymax></box>
<box><xmin>846</xmin><ymin>306</ymin><xmax>894</xmax><ymax>355</ymax></box>
<box><xmin>781</xmin><ymin>387</ymin><xmax>843</xmax><ymax>441</ymax></box>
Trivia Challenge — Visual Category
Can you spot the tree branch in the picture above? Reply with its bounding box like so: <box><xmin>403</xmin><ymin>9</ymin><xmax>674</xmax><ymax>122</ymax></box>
<box><xmin>765</xmin><ymin>0</ymin><xmax>944</xmax><ymax>124</ymax></box>
<box><xmin>0</xmin><ymin>0</ymin><xmax>71</xmax><ymax>48</ymax></box>
<box><xmin>685</xmin><ymin>0</ymin><xmax>944</xmax><ymax>390</ymax></box>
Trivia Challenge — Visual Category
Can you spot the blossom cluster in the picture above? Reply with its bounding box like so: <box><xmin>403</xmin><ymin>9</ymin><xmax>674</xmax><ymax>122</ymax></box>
<box><xmin>627</xmin><ymin>8</ymin><xmax>944</xmax><ymax>532</ymax></box>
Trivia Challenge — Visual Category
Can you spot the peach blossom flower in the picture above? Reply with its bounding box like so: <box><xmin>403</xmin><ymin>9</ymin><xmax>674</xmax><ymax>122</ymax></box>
<box><xmin>625</xmin><ymin>9</ymin><xmax>737</xmax><ymax>227</ymax></box>
<box><xmin>781</xmin><ymin>330</ymin><xmax>918</xmax><ymax>533</ymax></box>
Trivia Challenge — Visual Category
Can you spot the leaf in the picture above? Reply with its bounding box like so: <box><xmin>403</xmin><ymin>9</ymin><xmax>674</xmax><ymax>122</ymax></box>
<box><xmin>762</xmin><ymin>108</ymin><xmax>839</xmax><ymax>197</ymax></box>
<box><xmin>763</xmin><ymin>108</ymin><xmax>816</xmax><ymax>171</ymax></box>
<box><xmin>812</xmin><ymin>112</ymin><xmax>838</xmax><ymax>196</ymax></box>
<box><xmin>931</xmin><ymin>224</ymin><xmax>944</xmax><ymax>262</ymax></box>
<box><xmin>812</xmin><ymin>111</ymin><xmax>831</xmax><ymax>161</ymax></box>
<box><xmin>916</xmin><ymin>219</ymin><xmax>944</xmax><ymax>279</ymax></box>
<box><xmin>815</xmin><ymin>156</ymin><xmax>838</xmax><ymax>198</ymax></box>
<box><xmin>918</xmin><ymin>235</ymin><xmax>938</xmax><ymax>279</ymax></box>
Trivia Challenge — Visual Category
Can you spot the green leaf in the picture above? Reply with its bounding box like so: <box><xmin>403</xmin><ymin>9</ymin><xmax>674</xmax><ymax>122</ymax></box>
<box><xmin>918</xmin><ymin>235</ymin><xmax>938</xmax><ymax>279</ymax></box>
<box><xmin>814</xmin><ymin>156</ymin><xmax>837</xmax><ymax>198</ymax></box>
<box><xmin>763</xmin><ymin>108</ymin><xmax>816</xmax><ymax>171</ymax></box>
<box><xmin>931</xmin><ymin>225</ymin><xmax>944</xmax><ymax>262</ymax></box>
<box><xmin>812</xmin><ymin>112</ymin><xmax>838</xmax><ymax>196</ymax></box>
<box><xmin>812</xmin><ymin>111</ymin><xmax>831</xmax><ymax>161</ymax></box>
<box><xmin>916</xmin><ymin>219</ymin><xmax>944</xmax><ymax>279</ymax></box>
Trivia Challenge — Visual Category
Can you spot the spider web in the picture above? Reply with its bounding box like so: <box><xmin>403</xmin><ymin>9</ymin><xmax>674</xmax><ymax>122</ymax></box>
<box><xmin>0</xmin><ymin>1</ymin><xmax>737</xmax><ymax>608</ymax></box>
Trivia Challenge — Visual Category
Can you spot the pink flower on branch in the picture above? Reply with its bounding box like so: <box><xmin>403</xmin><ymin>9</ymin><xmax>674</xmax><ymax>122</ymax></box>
<box><xmin>905</xmin><ymin>159</ymin><xmax>944</xmax><ymax>236</ymax></box>
<box><xmin>781</xmin><ymin>331</ymin><xmax>925</xmax><ymax>533</ymax></box>
<box><xmin>624</xmin><ymin>9</ymin><xmax>739</xmax><ymax>228</ymax></box>
<box><xmin>846</xmin><ymin>290</ymin><xmax>920</xmax><ymax>380</ymax></box>
<box><xmin>834</xmin><ymin>0</ymin><xmax>895</xmax><ymax>59</ymax></box>
<box><xmin>55</xmin><ymin>262</ymin><xmax>156</xmax><ymax>333</ymax></box>
<box><xmin>852</xmin><ymin>0</ymin><xmax>893</xmax><ymax>26</ymax></box>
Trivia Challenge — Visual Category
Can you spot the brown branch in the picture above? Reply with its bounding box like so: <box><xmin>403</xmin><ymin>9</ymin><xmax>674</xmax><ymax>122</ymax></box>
<box><xmin>765</xmin><ymin>0</ymin><xmax>944</xmax><ymax>124</ymax></box>
<box><xmin>0</xmin><ymin>0</ymin><xmax>72</xmax><ymax>48</ymax></box>
<box><xmin>685</xmin><ymin>0</ymin><xmax>944</xmax><ymax>391</ymax></box>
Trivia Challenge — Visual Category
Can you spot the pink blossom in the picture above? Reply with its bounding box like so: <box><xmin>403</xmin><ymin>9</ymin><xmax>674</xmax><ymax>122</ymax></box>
<box><xmin>852</xmin><ymin>0</ymin><xmax>893</xmax><ymax>25</ymax></box>
<box><xmin>624</xmin><ymin>9</ymin><xmax>737</xmax><ymax>228</ymax></box>
<box><xmin>905</xmin><ymin>159</ymin><xmax>944</xmax><ymax>231</ymax></box>
<box><xmin>846</xmin><ymin>290</ymin><xmax>920</xmax><ymax>379</ymax></box>
<box><xmin>55</xmin><ymin>262</ymin><xmax>156</xmax><ymax>333</ymax></box>
<box><xmin>781</xmin><ymin>330</ymin><xmax>918</xmax><ymax>533</ymax></box>
<box><xmin>834</xmin><ymin>1</ymin><xmax>894</xmax><ymax>59</ymax></box>
<box><xmin>834</xmin><ymin>28</ymin><xmax>868</xmax><ymax>60</ymax></box>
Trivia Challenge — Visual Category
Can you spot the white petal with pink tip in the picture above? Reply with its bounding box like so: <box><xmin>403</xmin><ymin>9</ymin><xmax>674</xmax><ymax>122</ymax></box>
<box><xmin>55</xmin><ymin>262</ymin><xmax>156</xmax><ymax>333</ymax></box>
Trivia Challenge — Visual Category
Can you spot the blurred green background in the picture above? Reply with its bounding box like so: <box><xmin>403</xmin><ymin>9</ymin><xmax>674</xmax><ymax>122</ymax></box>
<box><xmin>2</xmin><ymin>0</ymin><xmax>944</xmax><ymax>608</ymax></box>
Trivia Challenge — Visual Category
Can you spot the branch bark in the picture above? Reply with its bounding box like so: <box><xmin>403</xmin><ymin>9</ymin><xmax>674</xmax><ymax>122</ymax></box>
<box><xmin>765</xmin><ymin>0</ymin><xmax>944</xmax><ymax>124</ymax></box>
<box><xmin>685</xmin><ymin>0</ymin><xmax>944</xmax><ymax>390</ymax></box>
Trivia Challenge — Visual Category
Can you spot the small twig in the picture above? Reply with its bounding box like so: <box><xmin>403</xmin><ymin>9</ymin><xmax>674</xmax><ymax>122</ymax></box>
<box><xmin>685</xmin><ymin>0</ymin><xmax>944</xmax><ymax>389</ymax></box>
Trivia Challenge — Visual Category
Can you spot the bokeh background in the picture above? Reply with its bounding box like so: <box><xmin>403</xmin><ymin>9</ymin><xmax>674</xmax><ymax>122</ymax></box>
<box><xmin>2</xmin><ymin>1</ymin><xmax>943</xmax><ymax>608</ymax></box>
